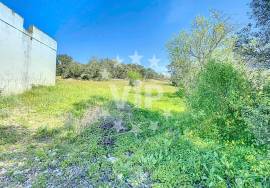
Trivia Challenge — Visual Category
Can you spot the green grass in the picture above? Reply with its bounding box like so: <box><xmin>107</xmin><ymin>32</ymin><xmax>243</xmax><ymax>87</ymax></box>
<box><xmin>0</xmin><ymin>79</ymin><xmax>269</xmax><ymax>187</ymax></box>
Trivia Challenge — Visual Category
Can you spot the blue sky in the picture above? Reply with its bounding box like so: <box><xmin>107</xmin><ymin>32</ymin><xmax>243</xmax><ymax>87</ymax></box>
<box><xmin>2</xmin><ymin>0</ymin><xmax>251</xmax><ymax>72</ymax></box>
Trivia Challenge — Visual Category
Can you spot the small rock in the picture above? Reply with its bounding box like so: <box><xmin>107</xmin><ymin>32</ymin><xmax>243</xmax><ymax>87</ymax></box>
<box><xmin>117</xmin><ymin>173</ymin><xmax>123</xmax><ymax>180</ymax></box>
<box><xmin>107</xmin><ymin>155</ymin><xmax>118</xmax><ymax>163</ymax></box>
<box><xmin>0</xmin><ymin>168</ymin><xmax>7</xmax><ymax>175</ymax></box>
<box><xmin>53</xmin><ymin>169</ymin><xmax>62</xmax><ymax>176</ymax></box>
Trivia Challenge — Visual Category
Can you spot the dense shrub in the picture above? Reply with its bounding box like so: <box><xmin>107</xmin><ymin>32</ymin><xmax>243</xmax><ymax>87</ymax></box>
<box><xmin>81</xmin><ymin>61</ymin><xmax>103</xmax><ymax>80</ymax></box>
<box><xmin>188</xmin><ymin>60</ymin><xmax>254</xmax><ymax>143</ymax></box>
<box><xmin>62</xmin><ymin>63</ymin><xmax>84</xmax><ymax>79</ymax></box>
<box><xmin>243</xmin><ymin>78</ymin><xmax>270</xmax><ymax>147</ymax></box>
<box><xmin>175</xmin><ymin>83</ymin><xmax>185</xmax><ymax>97</ymax></box>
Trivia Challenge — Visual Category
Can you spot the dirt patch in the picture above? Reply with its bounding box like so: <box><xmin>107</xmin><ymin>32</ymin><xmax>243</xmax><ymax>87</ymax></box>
<box><xmin>71</xmin><ymin>106</ymin><xmax>108</xmax><ymax>133</ymax></box>
<box><xmin>100</xmin><ymin>117</ymin><xmax>115</xmax><ymax>130</ymax></box>
<box><xmin>99</xmin><ymin>116</ymin><xmax>129</xmax><ymax>148</ymax></box>
<box><xmin>100</xmin><ymin>116</ymin><xmax>128</xmax><ymax>133</ymax></box>
<box><xmin>80</xmin><ymin>106</ymin><xmax>105</xmax><ymax>128</ymax></box>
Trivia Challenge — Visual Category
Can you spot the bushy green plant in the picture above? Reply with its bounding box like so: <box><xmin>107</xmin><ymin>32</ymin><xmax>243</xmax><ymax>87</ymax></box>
<box><xmin>83</xmin><ymin>61</ymin><xmax>103</xmax><ymax>80</ymax></box>
<box><xmin>35</xmin><ymin>126</ymin><xmax>60</xmax><ymax>140</ymax></box>
<box><xmin>127</xmin><ymin>71</ymin><xmax>142</xmax><ymax>86</ymax></box>
<box><xmin>62</xmin><ymin>63</ymin><xmax>84</xmax><ymax>79</ymax></box>
<box><xmin>243</xmin><ymin>80</ymin><xmax>270</xmax><ymax>147</ymax></box>
<box><xmin>175</xmin><ymin>83</ymin><xmax>185</xmax><ymax>97</ymax></box>
<box><xmin>188</xmin><ymin>60</ymin><xmax>254</xmax><ymax>142</ymax></box>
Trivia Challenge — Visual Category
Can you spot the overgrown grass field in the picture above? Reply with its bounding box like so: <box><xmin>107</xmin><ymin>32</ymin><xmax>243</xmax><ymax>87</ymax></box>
<box><xmin>0</xmin><ymin>79</ymin><xmax>269</xmax><ymax>187</ymax></box>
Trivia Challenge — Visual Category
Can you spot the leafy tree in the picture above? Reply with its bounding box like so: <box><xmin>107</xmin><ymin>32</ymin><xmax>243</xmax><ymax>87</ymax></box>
<box><xmin>189</xmin><ymin>13</ymin><xmax>232</xmax><ymax>65</ymax></box>
<box><xmin>167</xmin><ymin>11</ymin><xmax>233</xmax><ymax>86</ymax></box>
<box><xmin>234</xmin><ymin>0</ymin><xmax>270</xmax><ymax>147</ymax></box>
<box><xmin>85</xmin><ymin>59</ymin><xmax>103</xmax><ymax>80</ymax></box>
<box><xmin>56</xmin><ymin>55</ymin><xmax>73</xmax><ymax>76</ymax></box>
<box><xmin>62</xmin><ymin>62</ymin><xmax>83</xmax><ymax>79</ymax></box>
<box><xmin>235</xmin><ymin>0</ymin><xmax>270</xmax><ymax>68</ymax></box>
<box><xmin>113</xmin><ymin>65</ymin><xmax>128</xmax><ymax>79</ymax></box>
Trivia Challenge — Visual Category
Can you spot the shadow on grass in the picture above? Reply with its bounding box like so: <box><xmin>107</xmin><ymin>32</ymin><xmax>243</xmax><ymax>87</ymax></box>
<box><xmin>71</xmin><ymin>96</ymin><xmax>109</xmax><ymax>117</ymax></box>
<box><xmin>0</xmin><ymin>124</ymin><xmax>28</xmax><ymax>145</ymax></box>
<box><xmin>163</xmin><ymin>92</ymin><xmax>182</xmax><ymax>99</ymax></box>
<box><xmin>129</xmin><ymin>90</ymin><xmax>182</xmax><ymax>100</ymax></box>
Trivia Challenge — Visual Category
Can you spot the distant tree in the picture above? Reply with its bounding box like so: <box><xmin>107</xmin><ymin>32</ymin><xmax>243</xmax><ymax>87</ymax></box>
<box><xmin>56</xmin><ymin>55</ymin><xmax>73</xmax><ymax>76</ymax></box>
<box><xmin>113</xmin><ymin>65</ymin><xmax>128</xmax><ymax>79</ymax></box>
<box><xmin>56</xmin><ymin>55</ymin><xmax>162</xmax><ymax>81</ymax></box>
<box><xmin>235</xmin><ymin>0</ymin><xmax>270</xmax><ymax>68</ymax></box>
<box><xmin>85</xmin><ymin>59</ymin><xmax>103</xmax><ymax>80</ymax></box>
<box><xmin>144</xmin><ymin>68</ymin><xmax>158</xmax><ymax>80</ymax></box>
<box><xmin>62</xmin><ymin>62</ymin><xmax>83</xmax><ymax>79</ymax></box>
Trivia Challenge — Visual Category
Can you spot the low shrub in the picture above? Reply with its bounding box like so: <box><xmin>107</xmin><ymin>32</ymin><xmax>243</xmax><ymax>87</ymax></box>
<box><xmin>127</xmin><ymin>71</ymin><xmax>142</xmax><ymax>86</ymax></box>
<box><xmin>35</xmin><ymin>126</ymin><xmax>60</xmax><ymax>140</ymax></box>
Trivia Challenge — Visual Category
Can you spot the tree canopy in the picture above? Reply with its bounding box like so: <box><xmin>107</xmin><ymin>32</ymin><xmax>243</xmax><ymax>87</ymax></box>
<box><xmin>235</xmin><ymin>0</ymin><xmax>270</xmax><ymax>68</ymax></box>
<box><xmin>167</xmin><ymin>11</ymin><xmax>233</xmax><ymax>86</ymax></box>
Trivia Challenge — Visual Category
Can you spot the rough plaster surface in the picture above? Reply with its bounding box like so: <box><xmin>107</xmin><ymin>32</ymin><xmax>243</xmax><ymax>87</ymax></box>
<box><xmin>0</xmin><ymin>2</ymin><xmax>57</xmax><ymax>95</ymax></box>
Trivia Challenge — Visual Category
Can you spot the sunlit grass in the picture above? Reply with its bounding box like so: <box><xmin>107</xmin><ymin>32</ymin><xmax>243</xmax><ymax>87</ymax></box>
<box><xmin>15</xmin><ymin>79</ymin><xmax>183</xmax><ymax>115</ymax></box>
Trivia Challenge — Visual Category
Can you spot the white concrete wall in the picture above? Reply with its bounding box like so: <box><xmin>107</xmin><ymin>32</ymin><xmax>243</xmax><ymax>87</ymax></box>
<box><xmin>0</xmin><ymin>2</ymin><xmax>57</xmax><ymax>95</ymax></box>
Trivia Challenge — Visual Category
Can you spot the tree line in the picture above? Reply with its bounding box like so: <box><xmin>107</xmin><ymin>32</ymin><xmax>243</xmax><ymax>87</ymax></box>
<box><xmin>56</xmin><ymin>55</ymin><xmax>165</xmax><ymax>81</ymax></box>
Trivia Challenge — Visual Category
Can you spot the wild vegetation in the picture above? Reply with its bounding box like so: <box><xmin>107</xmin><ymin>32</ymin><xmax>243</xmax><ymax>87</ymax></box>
<box><xmin>0</xmin><ymin>78</ymin><xmax>269</xmax><ymax>187</ymax></box>
<box><xmin>167</xmin><ymin>1</ymin><xmax>270</xmax><ymax>149</ymax></box>
<box><xmin>0</xmin><ymin>0</ymin><xmax>270</xmax><ymax>187</ymax></box>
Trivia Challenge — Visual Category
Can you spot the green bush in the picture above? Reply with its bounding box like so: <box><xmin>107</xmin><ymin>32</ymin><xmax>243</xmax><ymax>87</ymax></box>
<box><xmin>243</xmin><ymin>80</ymin><xmax>270</xmax><ymax>147</ymax></box>
<box><xmin>127</xmin><ymin>71</ymin><xmax>142</xmax><ymax>86</ymax></box>
<box><xmin>62</xmin><ymin>63</ymin><xmax>83</xmax><ymax>79</ymax></box>
<box><xmin>56</xmin><ymin>55</ymin><xmax>73</xmax><ymax>76</ymax></box>
<box><xmin>175</xmin><ymin>83</ymin><xmax>185</xmax><ymax>97</ymax></box>
<box><xmin>188</xmin><ymin>60</ymin><xmax>254</xmax><ymax>143</ymax></box>
<box><xmin>35</xmin><ymin>126</ymin><xmax>60</xmax><ymax>140</ymax></box>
